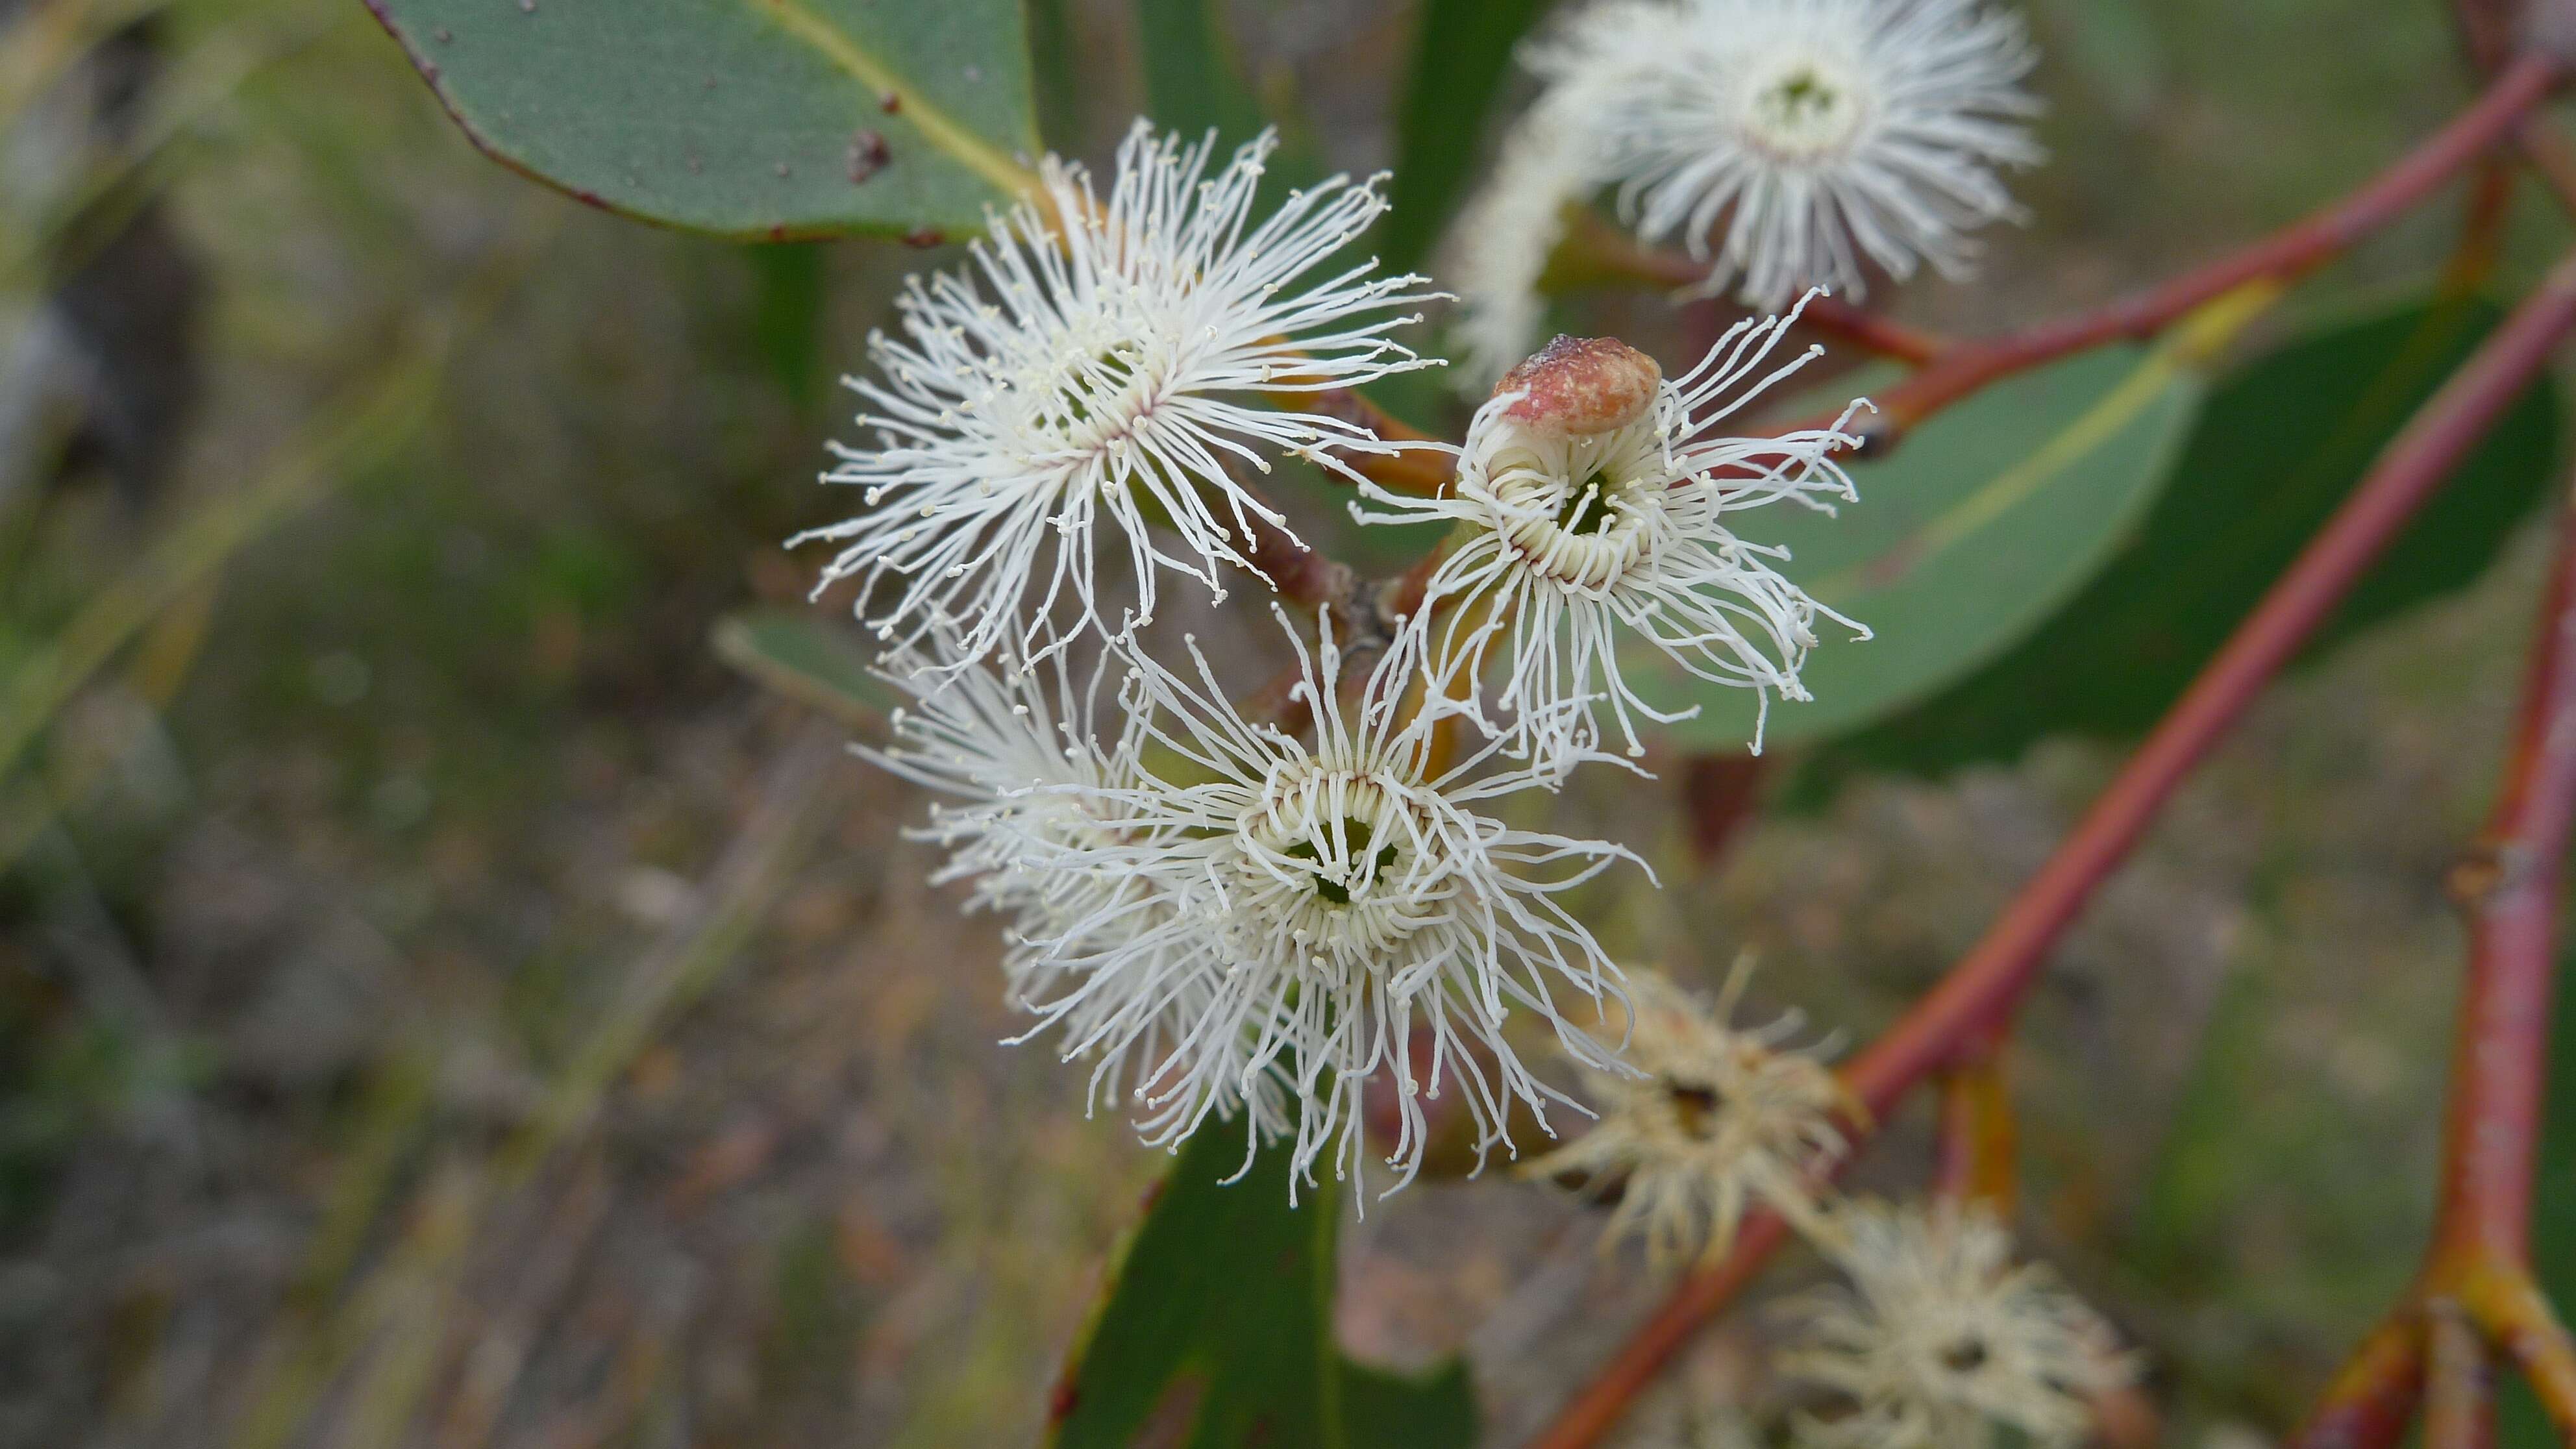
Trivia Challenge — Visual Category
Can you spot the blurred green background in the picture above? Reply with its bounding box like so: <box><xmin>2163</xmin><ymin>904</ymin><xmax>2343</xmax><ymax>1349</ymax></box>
<box><xmin>1</xmin><ymin>0</ymin><xmax>2570</xmax><ymax>1445</ymax></box>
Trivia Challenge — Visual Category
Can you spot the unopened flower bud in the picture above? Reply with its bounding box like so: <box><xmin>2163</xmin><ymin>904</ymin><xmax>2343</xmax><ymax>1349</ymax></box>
<box><xmin>1494</xmin><ymin>334</ymin><xmax>1662</xmax><ymax>437</ymax></box>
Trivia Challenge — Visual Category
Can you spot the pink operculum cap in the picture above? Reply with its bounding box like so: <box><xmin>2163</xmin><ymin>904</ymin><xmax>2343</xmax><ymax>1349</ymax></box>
<box><xmin>1492</xmin><ymin>335</ymin><xmax>1663</xmax><ymax>438</ymax></box>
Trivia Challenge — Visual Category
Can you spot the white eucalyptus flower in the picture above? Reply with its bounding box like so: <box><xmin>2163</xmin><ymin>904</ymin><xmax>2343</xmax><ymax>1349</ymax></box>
<box><xmin>863</xmin><ymin>643</ymin><xmax>1291</xmax><ymax>1148</ymax></box>
<box><xmin>798</xmin><ymin>121</ymin><xmax>1443</xmax><ymax>667</ymax></box>
<box><xmin>1363</xmin><ymin>316</ymin><xmax>1866</xmax><ymax>763</ymax></box>
<box><xmin>1013</xmin><ymin>606</ymin><xmax>1642</xmax><ymax>1200</ymax></box>
<box><xmin>1780</xmin><ymin>1200</ymin><xmax>2136</xmax><ymax>1449</ymax></box>
<box><xmin>1539</xmin><ymin>0</ymin><xmax>2042</xmax><ymax>310</ymax></box>
<box><xmin>1528</xmin><ymin>961</ymin><xmax>1850</xmax><ymax>1267</ymax></box>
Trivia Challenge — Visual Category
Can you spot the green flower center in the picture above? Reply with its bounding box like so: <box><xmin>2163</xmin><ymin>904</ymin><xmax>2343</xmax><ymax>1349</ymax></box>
<box><xmin>1284</xmin><ymin>815</ymin><xmax>1400</xmax><ymax>906</ymax></box>
<box><xmin>1744</xmin><ymin>56</ymin><xmax>1866</xmax><ymax>160</ymax></box>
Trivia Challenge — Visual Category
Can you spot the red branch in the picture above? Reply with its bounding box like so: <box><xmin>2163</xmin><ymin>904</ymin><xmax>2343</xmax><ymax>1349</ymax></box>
<box><xmin>1524</xmin><ymin>245</ymin><xmax>2576</xmax><ymax>1449</ymax></box>
<box><xmin>2283</xmin><ymin>490</ymin><xmax>2576</xmax><ymax>1449</ymax></box>
<box><xmin>1849</xmin><ymin>54</ymin><xmax>2558</xmax><ymax>443</ymax></box>
<box><xmin>2432</xmin><ymin>495</ymin><xmax>2576</xmax><ymax>1269</ymax></box>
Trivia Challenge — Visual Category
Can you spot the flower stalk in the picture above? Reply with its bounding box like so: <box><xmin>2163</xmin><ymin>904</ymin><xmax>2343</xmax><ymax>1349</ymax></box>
<box><xmin>1929</xmin><ymin>1045</ymin><xmax>2015</xmax><ymax>1216</ymax></box>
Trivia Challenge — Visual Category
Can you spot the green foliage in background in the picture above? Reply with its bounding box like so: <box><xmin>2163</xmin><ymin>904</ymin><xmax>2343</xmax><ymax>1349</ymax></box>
<box><xmin>1380</xmin><ymin>0</ymin><xmax>1559</xmax><ymax>271</ymax></box>
<box><xmin>1802</xmin><ymin>291</ymin><xmax>2563</xmax><ymax>791</ymax></box>
<box><xmin>1131</xmin><ymin>0</ymin><xmax>1271</xmax><ymax>155</ymax></box>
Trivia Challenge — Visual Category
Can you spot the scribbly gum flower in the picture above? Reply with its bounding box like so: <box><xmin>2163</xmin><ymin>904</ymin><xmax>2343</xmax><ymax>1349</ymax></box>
<box><xmin>1737</xmin><ymin>40</ymin><xmax>1869</xmax><ymax>165</ymax></box>
<box><xmin>799</xmin><ymin>120</ymin><xmax>1443</xmax><ymax>666</ymax></box>
<box><xmin>1527</xmin><ymin>963</ymin><xmax>1850</xmax><ymax>1266</ymax></box>
<box><xmin>1365</xmin><ymin>310</ymin><xmax>1868</xmax><ymax>763</ymax></box>
<box><xmin>1780</xmin><ymin>1200</ymin><xmax>2136</xmax><ymax>1449</ymax></box>
<box><xmin>1513</xmin><ymin>0</ymin><xmax>2042</xmax><ymax>310</ymax></box>
<box><xmin>990</xmin><ymin>606</ymin><xmax>1641</xmax><ymax>1201</ymax></box>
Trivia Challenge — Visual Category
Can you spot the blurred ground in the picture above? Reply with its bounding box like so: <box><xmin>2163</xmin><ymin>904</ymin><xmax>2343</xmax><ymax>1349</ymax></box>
<box><xmin>0</xmin><ymin>1</ymin><xmax>2565</xmax><ymax>1446</ymax></box>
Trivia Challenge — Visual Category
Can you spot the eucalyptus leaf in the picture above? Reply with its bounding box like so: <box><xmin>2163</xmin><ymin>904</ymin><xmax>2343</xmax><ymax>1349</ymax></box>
<box><xmin>711</xmin><ymin>609</ymin><xmax>898</xmax><ymax>726</ymax></box>
<box><xmin>364</xmin><ymin>0</ymin><xmax>1040</xmax><ymax>240</ymax></box>
<box><xmin>1048</xmin><ymin>1125</ymin><xmax>1334</xmax><ymax>1448</ymax></box>
<box><xmin>1048</xmin><ymin>1124</ymin><xmax>1477</xmax><ymax>1449</ymax></box>
<box><xmin>1339</xmin><ymin>1359</ymin><xmax>1479</xmax><ymax>1449</ymax></box>
<box><xmin>1805</xmin><ymin>291</ymin><xmax>2562</xmax><ymax>789</ymax></box>
<box><xmin>1661</xmin><ymin>336</ymin><xmax>2215</xmax><ymax>749</ymax></box>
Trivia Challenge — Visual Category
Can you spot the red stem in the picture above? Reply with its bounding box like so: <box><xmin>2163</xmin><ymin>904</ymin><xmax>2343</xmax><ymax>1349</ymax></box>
<box><xmin>2431</xmin><ymin>491</ymin><xmax>2576</xmax><ymax>1267</ymax></box>
<box><xmin>1524</xmin><ymin>245</ymin><xmax>2576</xmax><ymax>1449</ymax></box>
<box><xmin>1678</xmin><ymin>753</ymin><xmax>1770</xmax><ymax>865</ymax></box>
<box><xmin>2424</xmin><ymin>1304</ymin><xmax>2499</xmax><ymax>1449</ymax></box>
<box><xmin>1848</xmin><ymin>55</ymin><xmax>2558</xmax><ymax>443</ymax></box>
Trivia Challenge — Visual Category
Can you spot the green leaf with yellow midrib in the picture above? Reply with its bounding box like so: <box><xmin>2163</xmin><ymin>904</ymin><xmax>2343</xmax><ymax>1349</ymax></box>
<box><xmin>366</xmin><ymin>0</ymin><xmax>1041</xmax><ymax>240</ymax></box>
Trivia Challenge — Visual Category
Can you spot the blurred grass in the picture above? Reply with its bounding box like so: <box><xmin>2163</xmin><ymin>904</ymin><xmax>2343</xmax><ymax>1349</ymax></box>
<box><xmin>0</xmin><ymin>1</ymin><xmax>2571</xmax><ymax>1446</ymax></box>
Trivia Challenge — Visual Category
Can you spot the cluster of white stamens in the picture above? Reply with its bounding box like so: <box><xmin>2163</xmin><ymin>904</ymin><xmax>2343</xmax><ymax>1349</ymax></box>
<box><xmin>1368</xmin><ymin>307</ymin><xmax>1868</xmax><ymax>762</ymax></box>
<box><xmin>1780</xmin><ymin>1200</ymin><xmax>2136</xmax><ymax>1449</ymax></box>
<box><xmin>1002</xmin><ymin>608</ymin><xmax>1641</xmax><ymax>1195</ymax></box>
<box><xmin>800</xmin><ymin>120</ymin><xmax>1443</xmax><ymax>667</ymax></box>
<box><xmin>1527</xmin><ymin>961</ymin><xmax>1851</xmax><ymax>1267</ymax></box>
<box><xmin>1450</xmin><ymin>0</ymin><xmax>2040</xmax><ymax>375</ymax></box>
<box><xmin>800</xmin><ymin>18</ymin><xmax>2116</xmax><ymax>1435</ymax></box>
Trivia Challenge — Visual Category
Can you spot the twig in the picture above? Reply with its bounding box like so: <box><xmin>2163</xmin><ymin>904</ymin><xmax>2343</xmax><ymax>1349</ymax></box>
<box><xmin>2422</xmin><ymin>1300</ymin><xmax>2497</xmax><ymax>1449</ymax></box>
<box><xmin>1238</xmin><ymin>505</ymin><xmax>1357</xmax><ymax>613</ymax></box>
<box><xmin>1842</xmin><ymin>53</ymin><xmax>2560</xmax><ymax>447</ymax></box>
<box><xmin>2286</xmin><ymin>485</ymin><xmax>2576</xmax><ymax>1444</ymax></box>
<box><xmin>2291</xmin><ymin>1313</ymin><xmax>2429</xmax><ymax>1449</ymax></box>
<box><xmin>1840</xmin><ymin>244</ymin><xmax>2576</xmax><ymax>1122</ymax></box>
<box><xmin>1524</xmin><ymin>243</ymin><xmax>2576</xmax><ymax>1449</ymax></box>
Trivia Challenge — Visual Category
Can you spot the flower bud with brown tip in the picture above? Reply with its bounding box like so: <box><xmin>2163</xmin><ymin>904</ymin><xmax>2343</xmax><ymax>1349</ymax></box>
<box><xmin>1494</xmin><ymin>334</ymin><xmax>1662</xmax><ymax>438</ymax></box>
